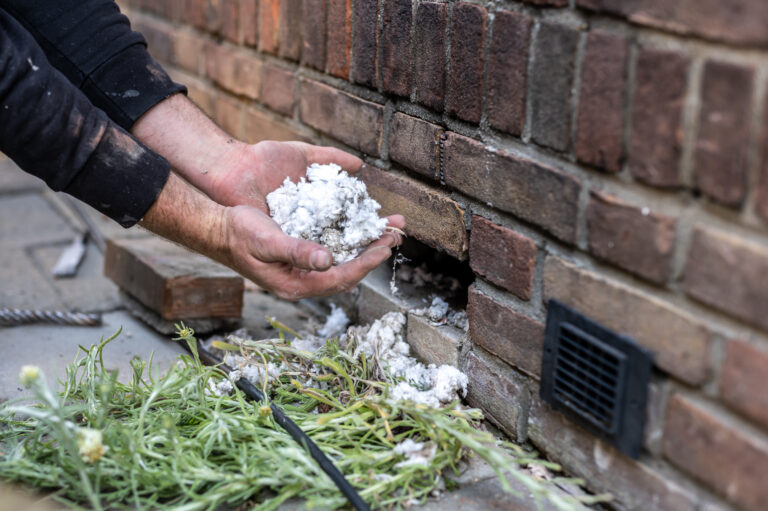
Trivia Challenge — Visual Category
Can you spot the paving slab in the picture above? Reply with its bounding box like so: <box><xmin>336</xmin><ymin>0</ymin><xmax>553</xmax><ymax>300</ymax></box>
<box><xmin>0</xmin><ymin>247</ymin><xmax>66</xmax><ymax>310</ymax></box>
<box><xmin>0</xmin><ymin>194</ymin><xmax>74</xmax><ymax>247</ymax></box>
<box><xmin>0</xmin><ymin>157</ymin><xmax>45</xmax><ymax>195</ymax></box>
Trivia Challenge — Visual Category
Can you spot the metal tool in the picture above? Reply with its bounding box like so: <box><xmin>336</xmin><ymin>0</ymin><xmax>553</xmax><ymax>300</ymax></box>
<box><xmin>0</xmin><ymin>308</ymin><xmax>102</xmax><ymax>327</ymax></box>
<box><xmin>52</xmin><ymin>233</ymin><xmax>88</xmax><ymax>278</ymax></box>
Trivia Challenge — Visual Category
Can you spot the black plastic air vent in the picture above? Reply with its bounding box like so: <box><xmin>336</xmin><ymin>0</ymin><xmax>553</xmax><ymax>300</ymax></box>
<box><xmin>541</xmin><ymin>299</ymin><xmax>653</xmax><ymax>459</ymax></box>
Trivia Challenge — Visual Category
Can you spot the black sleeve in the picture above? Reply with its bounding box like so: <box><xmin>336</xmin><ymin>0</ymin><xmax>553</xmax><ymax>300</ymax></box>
<box><xmin>0</xmin><ymin>0</ymin><xmax>187</xmax><ymax>130</ymax></box>
<box><xmin>0</xmin><ymin>8</ymin><xmax>170</xmax><ymax>227</ymax></box>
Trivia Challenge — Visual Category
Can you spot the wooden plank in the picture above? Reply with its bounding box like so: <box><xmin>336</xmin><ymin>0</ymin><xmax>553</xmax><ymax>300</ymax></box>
<box><xmin>104</xmin><ymin>237</ymin><xmax>244</xmax><ymax>320</ymax></box>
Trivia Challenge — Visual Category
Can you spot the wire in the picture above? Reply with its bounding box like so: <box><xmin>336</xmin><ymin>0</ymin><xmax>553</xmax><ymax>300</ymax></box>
<box><xmin>190</xmin><ymin>342</ymin><xmax>371</xmax><ymax>511</ymax></box>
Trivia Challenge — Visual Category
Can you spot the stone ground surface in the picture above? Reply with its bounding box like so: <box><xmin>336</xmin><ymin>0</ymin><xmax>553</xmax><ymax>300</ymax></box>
<box><xmin>0</xmin><ymin>156</ymin><xmax>584</xmax><ymax>510</ymax></box>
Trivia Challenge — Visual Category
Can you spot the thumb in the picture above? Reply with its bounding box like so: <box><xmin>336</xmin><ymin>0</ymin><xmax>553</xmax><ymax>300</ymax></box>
<box><xmin>259</xmin><ymin>232</ymin><xmax>333</xmax><ymax>271</ymax></box>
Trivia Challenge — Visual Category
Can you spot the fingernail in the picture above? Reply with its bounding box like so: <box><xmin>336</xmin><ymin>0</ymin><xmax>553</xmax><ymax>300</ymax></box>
<box><xmin>310</xmin><ymin>250</ymin><xmax>332</xmax><ymax>270</ymax></box>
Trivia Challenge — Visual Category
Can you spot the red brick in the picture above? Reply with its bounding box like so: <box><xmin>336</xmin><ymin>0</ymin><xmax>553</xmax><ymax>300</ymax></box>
<box><xmin>407</xmin><ymin>313</ymin><xmax>463</xmax><ymax>367</ymax></box>
<box><xmin>388</xmin><ymin>113</ymin><xmax>443</xmax><ymax>180</ymax></box>
<box><xmin>575</xmin><ymin>31</ymin><xmax>628</xmax><ymax>172</ymax></box>
<box><xmin>757</xmin><ymin>93</ymin><xmax>768</xmax><ymax>223</ymax></box>
<box><xmin>326</xmin><ymin>0</ymin><xmax>352</xmax><ymax>79</ymax></box>
<box><xmin>528</xmin><ymin>394</ymin><xmax>700</xmax><ymax>511</ymax></box>
<box><xmin>260</xmin><ymin>65</ymin><xmax>296</xmax><ymax>116</ymax></box>
<box><xmin>629</xmin><ymin>49</ymin><xmax>689</xmax><ymax>188</ymax></box>
<box><xmin>205</xmin><ymin>44</ymin><xmax>262</xmax><ymax>99</ymax></box>
<box><xmin>213</xmin><ymin>93</ymin><xmax>245</xmax><ymax>138</ymax></box>
<box><xmin>278</xmin><ymin>0</ymin><xmax>303</xmax><ymax>61</ymax></box>
<box><xmin>183</xmin><ymin>0</ymin><xmax>207</xmax><ymax>29</ymax></box>
<box><xmin>486</xmin><ymin>11</ymin><xmax>531</xmax><ymax>137</ymax></box>
<box><xmin>469</xmin><ymin>217</ymin><xmax>537</xmax><ymax>299</ymax></box>
<box><xmin>684</xmin><ymin>227</ymin><xmax>768</xmax><ymax>332</ymax></box>
<box><xmin>299</xmin><ymin>80</ymin><xmax>383</xmax><ymax>156</ymax></box>
<box><xmin>693</xmin><ymin>60</ymin><xmax>754</xmax><ymax>208</ymax></box>
<box><xmin>721</xmin><ymin>340</ymin><xmax>768</xmax><ymax>429</ymax></box>
<box><xmin>664</xmin><ymin>395</ymin><xmax>768</xmax><ymax>511</ymax></box>
<box><xmin>413</xmin><ymin>2</ymin><xmax>446</xmax><ymax>111</ymax></box>
<box><xmin>205</xmin><ymin>0</ymin><xmax>223</xmax><ymax>34</ymax></box>
<box><xmin>244</xmin><ymin>107</ymin><xmax>309</xmax><ymax>143</ymax></box>
<box><xmin>241</xmin><ymin>0</ymin><xmax>259</xmax><ymax>46</ymax></box>
<box><xmin>544</xmin><ymin>256</ymin><xmax>712</xmax><ymax>385</ymax></box>
<box><xmin>301</xmin><ymin>0</ymin><xmax>326</xmax><ymax>70</ymax></box>
<box><xmin>258</xmin><ymin>0</ymin><xmax>280</xmax><ymax>53</ymax></box>
<box><xmin>577</xmin><ymin>0</ymin><xmax>768</xmax><ymax>47</ymax></box>
<box><xmin>446</xmin><ymin>3</ymin><xmax>486</xmax><ymax>124</ymax></box>
<box><xmin>586</xmin><ymin>191</ymin><xmax>676</xmax><ymax>284</ymax></box>
<box><xmin>522</xmin><ymin>0</ymin><xmax>567</xmax><ymax>5</ymax></box>
<box><xmin>220</xmin><ymin>0</ymin><xmax>240</xmax><ymax>42</ymax></box>
<box><xmin>172</xmin><ymin>29</ymin><xmax>206</xmax><ymax>75</ymax></box>
<box><xmin>381</xmin><ymin>0</ymin><xmax>412</xmax><ymax>96</ymax></box>
<box><xmin>465</xmin><ymin>351</ymin><xmax>528</xmax><ymax>441</ymax></box>
<box><xmin>351</xmin><ymin>0</ymin><xmax>378</xmax><ymax>88</ymax></box>
<box><xmin>443</xmin><ymin>132</ymin><xmax>580</xmax><ymax>243</ymax></box>
<box><xmin>361</xmin><ymin>167</ymin><xmax>468</xmax><ymax>258</ymax></box>
<box><xmin>529</xmin><ymin>21</ymin><xmax>579</xmax><ymax>152</ymax></box>
<box><xmin>468</xmin><ymin>287</ymin><xmax>544</xmax><ymax>378</ymax></box>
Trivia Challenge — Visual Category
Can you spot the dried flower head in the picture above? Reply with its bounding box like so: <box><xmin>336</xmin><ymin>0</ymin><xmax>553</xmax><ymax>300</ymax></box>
<box><xmin>77</xmin><ymin>428</ymin><xmax>107</xmax><ymax>463</ymax></box>
<box><xmin>19</xmin><ymin>365</ymin><xmax>41</xmax><ymax>387</ymax></box>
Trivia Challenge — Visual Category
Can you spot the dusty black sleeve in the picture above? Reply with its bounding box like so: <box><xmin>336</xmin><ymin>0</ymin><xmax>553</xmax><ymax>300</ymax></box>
<box><xmin>0</xmin><ymin>0</ymin><xmax>187</xmax><ymax>130</ymax></box>
<box><xmin>0</xmin><ymin>8</ymin><xmax>170</xmax><ymax>227</ymax></box>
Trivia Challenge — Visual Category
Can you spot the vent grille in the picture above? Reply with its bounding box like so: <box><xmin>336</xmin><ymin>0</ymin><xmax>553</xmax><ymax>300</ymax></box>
<box><xmin>541</xmin><ymin>300</ymin><xmax>653</xmax><ymax>458</ymax></box>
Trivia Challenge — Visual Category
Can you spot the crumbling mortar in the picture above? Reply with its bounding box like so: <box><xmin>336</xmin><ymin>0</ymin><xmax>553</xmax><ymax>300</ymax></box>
<box><xmin>741</xmin><ymin>65</ymin><xmax>768</xmax><ymax>228</ymax></box>
<box><xmin>702</xmin><ymin>333</ymin><xmax>727</xmax><ymax>399</ymax></box>
<box><xmin>477</xmin><ymin>9</ymin><xmax>494</xmax><ymax>132</ymax></box>
<box><xmin>618</xmin><ymin>37</ymin><xmax>638</xmax><ymax>182</ymax></box>
<box><xmin>408</xmin><ymin>0</ymin><xmax>420</xmax><ymax>104</ymax></box>
<box><xmin>441</xmin><ymin>2</ymin><xmax>453</xmax><ymax>119</ymax></box>
<box><xmin>380</xmin><ymin>100</ymin><xmax>395</xmax><ymax>162</ymax></box>
<box><xmin>567</xmin><ymin>29</ymin><xmax>587</xmax><ymax>161</ymax></box>
<box><xmin>678</xmin><ymin>58</ymin><xmax>703</xmax><ymax>190</ymax></box>
<box><xmin>375</xmin><ymin>0</ymin><xmax>385</xmax><ymax>92</ymax></box>
<box><xmin>521</xmin><ymin>20</ymin><xmax>540</xmax><ymax>143</ymax></box>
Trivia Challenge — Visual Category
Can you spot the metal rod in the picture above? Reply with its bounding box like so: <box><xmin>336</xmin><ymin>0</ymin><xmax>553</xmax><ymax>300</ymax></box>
<box><xmin>0</xmin><ymin>308</ymin><xmax>102</xmax><ymax>327</ymax></box>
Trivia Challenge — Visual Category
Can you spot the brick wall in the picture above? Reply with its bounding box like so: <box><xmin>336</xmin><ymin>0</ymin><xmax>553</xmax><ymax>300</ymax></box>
<box><xmin>120</xmin><ymin>1</ymin><xmax>768</xmax><ymax>509</ymax></box>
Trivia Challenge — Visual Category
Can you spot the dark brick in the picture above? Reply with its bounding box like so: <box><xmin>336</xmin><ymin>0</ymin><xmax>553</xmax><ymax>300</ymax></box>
<box><xmin>577</xmin><ymin>0</ymin><xmax>768</xmax><ymax>47</ymax></box>
<box><xmin>388</xmin><ymin>113</ymin><xmax>443</xmax><ymax>180</ymax></box>
<box><xmin>133</xmin><ymin>16</ymin><xmax>174</xmax><ymax>64</ymax></box>
<box><xmin>685</xmin><ymin>227</ymin><xmax>768</xmax><ymax>333</ymax></box>
<box><xmin>446</xmin><ymin>3</ymin><xmax>486</xmax><ymax>124</ymax></box>
<box><xmin>544</xmin><ymin>256</ymin><xmax>712</xmax><ymax>385</ymax></box>
<box><xmin>301</xmin><ymin>0</ymin><xmax>326</xmax><ymax>70</ymax></box>
<box><xmin>351</xmin><ymin>0</ymin><xmax>378</xmax><ymax>88</ymax></box>
<box><xmin>326</xmin><ymin>0</ymin><xmax>352</xmax><ymax>79</ymax></box>
<box><xmin>241</xmin><ymin>0</ymin><xmax>259</xmax><ymax>46</ymax></box>
<box><xmin>205</xmin><ymin>44</ymin><xmax>262</xmax><ymax>99</ymax></box>
<box><xmin>407</xmin><ymin>314</ymin><xmax>463</xmax><ymax>367</ymax></box>
<box><xmin>468</xmin><ymin>287</ymin><xmax>544</xmax><ymax>378</ymax></box>
<box><xmin>258</xmin><ymin>0</ymin><xmax>280</xmax><ymax>53</ymax></box>
<box><xmin>220</xmin><ymin>0</ymin><xmax>240</xmax><ymax>42</ymax></box>
<box><xmin>260</xmin><ymin>65</ymin><xmax>296</xmax><ymax>116</ymax></box>
<box><xmin>523</xmin><ymin>0</ymin><xmax>567</xmax><ymax>5</ymax></box>
<box><xmin>469</xmin><ymin>217</ymin><xmax>537</xmax><ymax>299</ymax></box>
<box><xmin>381</xmin><ymin>0</ymin><xmax>412</xmax><ymax>96</ymax></box>
<box><xmin>574</xmin><ymin>31</ymin><xmax>628</xmax><ymax>172</ymax></box>
<box><xmin>413</xmin><ymin>2</ymin><xmax>446</xmax><ymax>111</ymax></box>
<box><xmin>757</xmin><ymin>92</ymin><xmax>768</xmax><ymax>224</ymax></box>
<box><xmin>204</xmin><ymin>0</ymin><xmax>222</xmax><ymax>34</ymax></box>
<box><xmin>300</xmin><ymin>80</ymin><xmax>383</xmax><ymax>156</ymax></box>
<box><xmin>278</xmin><ymin>0</ymin><xmax>303</xmax><ymax>60</ymax></box>
<box><xmin>586</xmin><ymin>191</ymin><xmax>676</xmax><ymax>284</ymax></box>
<box><xmin>244</xmin><ymin>107</ymin><xmax>309</xmax><ymax>143</ymax></box>
<box><xmin>465</xmin><ymin>351</ymin><xmax>528</xmax><ymax>441</ymax></box>
<box><xmin>361</xmin><ymin>167</ymin><xmax>468</xmax><ymax>258</ymax></box>
<box><xmin>629</xmin><ymin>49</ymin><xmax>689</xmax><ymax>188</ymax></box>
<box><xmin>183</xmin><ymin>0</ymin><xmax>207</xmax><ymax>29</ymax></box>
<box><xmin>694</xmin><ymin>60</ymin><xmax>754</xmax><ymax>208</ymax></box>
<box><xmin>171</xmin><ymin>29</ymin><xmax>206</xmax><ymax>74</ymax></box>
<box><xmin>664</xmin><ymin>395</ymin><xmax>768</xmax><ymax>511</ymax></box>
<box><xmin>721</xmin><ymin>340</ymin><xmax>768</xmax><ymax>430</ymax></box>
<box><xmin>529</xmin><ymin>21</ymin><xmax>579</xmax><ymax>152</ymax></box>
<box><xmin>443</xmin><ymin>132</ymin><xmax>580</xmax><ymax>243</ymax></box>
<box><xmin>486</xmin><ymin>11</ymin><xmax>532</xmax><ymax>137</ymax></box>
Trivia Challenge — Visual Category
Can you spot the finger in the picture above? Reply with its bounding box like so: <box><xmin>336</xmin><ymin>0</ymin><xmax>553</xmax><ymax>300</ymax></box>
<box><xmin>293</xmin><ymin>245</ymin><xmax>394</xmax><ymax>298</ymax></box>
<box><xmin>385</xmin><ymin>214</ymin><xmax>406</xmax><ymax>230</ymax></box>
<box><xmin>304</xmin><ymin>145</ymin><xmax>364</xmax><ymax>174</ymax></box>
<box><xmin>256</xmin><ymin>233</ymin><xmax>333</xmax><ymax>271</ymax></box>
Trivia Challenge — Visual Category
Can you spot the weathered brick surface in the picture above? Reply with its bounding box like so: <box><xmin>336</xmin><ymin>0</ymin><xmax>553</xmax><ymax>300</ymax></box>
<box><xmin>528</xmin><ymin>395</ymin><xmax>700</xmax><ymax>511</ymax></box>
<box><xmin>530</xmin><ymin>21</ymin><xmax>579</xmax><ymax>152</ymax></box>
<box><xmin>693</xmin><ymin>60</ymin><xmax>754</xmax><ymax>208</ymax></box>
<box><xmin>486</xmin><ymin>11</ymin><xmax>531</xmax><ymax>136</ymax></box>
<box><xmin>684</xmin><ymin>227</ymin><xmax>768</xmax><ymax>332</ymax></box>
<box><xmin>586</xmin><ymin>191</ymin><xmax>676</xmax><ymax>284</ymax></box>
<box><xmin>203</xmin><ymin>0</ymin><xmax>222</xmax><ymax>34</ymax></box>
<box><xmin>721</xmin><ymin>340</ymin><xmax>768</xmax><ymax>429</ymax></box>
<box><xmin>183</xmin><ymin>0</ymin><xmax>206</xmax><ymax>29</ymax></box>
<box><xmin>443</xmin><ymin>132</ymin><xmax>580</xmax><ymax>243</ymax></box>
<box><xmin>577</xmin><ymin>0</ymin><xmax>768</xmax><ymax>47</ymax></box>
<box><xmin>241</xmin><ymin>0</ymin><xmax>259</xmax><ymax>46</ymax></box>
<box><xmin>133</xmin><ymin>16</ymin><xmax>173</xmax><ymax>63</ymax></box>
<box><xmin>244</xmin><ymin>107</ymin><xmax>309</xmax><ymax>143</ymax></box>
<box><xmin>467</xmin><ymin>287</ymin><xmax>544</xmax><ymax>378</ymax></box>
<box><xmin>544</xmin><ymin>257</ymin><xmax>711</xmax><ymax>385</ymax></box>
<box><xmin>213</xmin><ymin>93</ymin><xmax>244</xmax><ymax>138</ymax></box>
<box><xmin>446</xmin><ymin>3</ymin><xmax>486</xmax><ymax>124</ymax></box>
<box><xmin>258</xmin><ymin>0</ymin><xmax>279</xmax><ymax>53</ymax></box>
<box><xmin>469</xmin><ymin>216</ymin><xmax>537</xmax><ymax>299</ymax></box>
<box><xmin>465</xmin><ymin>351</ymin><xmax>528</xmax><ymax>441</ymax></box>
<box><xmin>574</xmin><ymin>31</ymin><xmax>628</xmax><ymax>172</ymax></box>
<box><xmin>220</xmin><ymin>0</ymin><xmax>240</xmax><ymax>42</ymax></box>
<box><xmin>278</xmin><ymin>0</ymin><xmax>303</xmax><ymax>60</ymax></box>
<box><xmin>172</xmin><ymin>29</ymin><xmax>206</xmax><ymax>74</ymax></box>
<box><xmin>664</xmin><ymin>395</ymin><xmax>768</xmax><ymax>511</ymax></box>
<box><xmin>205</xmin><ymin>44</ymin><xmax>262</xmax><ymax>99</ymax></box>
<box><xmin>361</xmin><ymin>167</ymin><xmax>468</xmax><ymax>258</ymax></box>
<box><xmin>260</xmin><ymin>64</ymin><xmax>296</xmax><ymax>116</ymax></box>
<box><xmin>299</xmin><ymin>80</ymin><xmax>383</xmax><ymax>156</ymax></box>
<box><xmin>326</xmin><ymin>0</ymin><xmax>352</xmax><ymax>79</ymax></box>
<box><xmin>301</xmin><ymin>0</ymin><xmax>326</xmax><ymax>70</ymax></box>
<box><xmin>351</xmin><ymin>0</ymin><xmax>378</xmax><ymax>88</ymax></box>
<box><xmin>407</xmin><ymin>313</ymin><xmax>463</xmax><ymax>367</ymax></box>
<box><xmin>413</xmin><ymin>2</ymin><xmax>446</xmax><ymax>111</ymax></box>
<box><xmin>381</xmin><ymin>0</ymin><xmax>412</xmax><ymax>96</ymax></box>
<box><xmin>388</xmin><ymin>113</ymin><xmax>443</xmax><ymax>180</ymax></box>
<box><xmin>629</xmin><ymin>49</ymin><xmax>689</xmax><ymax>188</ymax></box>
